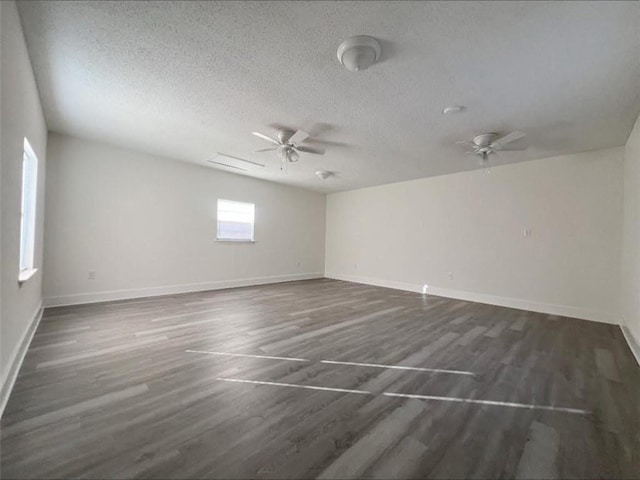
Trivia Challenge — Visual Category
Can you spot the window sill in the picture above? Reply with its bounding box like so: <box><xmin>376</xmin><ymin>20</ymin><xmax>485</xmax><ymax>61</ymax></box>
<box><xmin>18</xmin><ymin>268</ymin><xmax>38</xmax><ymax>286</ymax></box>
<box><xmin>216</xmin><ymin>239</ymin><xmax>255</xmax><ymax>243</ymax></box>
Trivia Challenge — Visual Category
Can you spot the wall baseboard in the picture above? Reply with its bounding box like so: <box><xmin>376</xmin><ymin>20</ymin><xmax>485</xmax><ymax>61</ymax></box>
<box><xmin>1</xmin><ymin>302</ymin><xmax>44</xmax><ymax>419</ymax></box>
<box><xmin>325</xmin><ymin>272</ymin><xmax>618</xmax><ymax>325</ymax></box>
<box><xmin>620</xmin><ymin>325</ymin><xmax>640</xmax><ymax>366</ymax></box>
<box><xmin>44</xmin><ymin>272</ymin><xmax>324</xmax><ymax>307</ymax></box>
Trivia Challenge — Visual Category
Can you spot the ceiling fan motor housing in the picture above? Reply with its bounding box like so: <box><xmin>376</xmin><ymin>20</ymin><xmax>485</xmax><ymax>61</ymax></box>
<box><xmin>277</xmin><ymin>130</ymin><xmax>294</xmax><ymax>144</ymax></box>
<box><xmin>473</xmin><ymin>133</ymin><xmax>499</xmax><ymax>147</ymax></box>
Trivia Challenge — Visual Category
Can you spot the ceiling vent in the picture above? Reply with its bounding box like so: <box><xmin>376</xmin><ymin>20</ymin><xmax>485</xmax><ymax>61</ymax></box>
<box><xmin>207</xmin><ymin>153</ymin><xmax>264</xmax><ymax>171</ymax></box>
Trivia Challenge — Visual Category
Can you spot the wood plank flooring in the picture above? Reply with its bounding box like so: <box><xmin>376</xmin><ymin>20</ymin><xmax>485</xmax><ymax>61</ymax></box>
<box><xmin>1</xmin><ymin>279</ymin><xmax>639</xmax><ymax>479</ymax></box>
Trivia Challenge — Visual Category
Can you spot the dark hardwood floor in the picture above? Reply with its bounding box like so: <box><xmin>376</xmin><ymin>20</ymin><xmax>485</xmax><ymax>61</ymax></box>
<box><xmin>1</xmin><ymin>279</ymin><xmax>638</xmax><ymax>479</ymax></box>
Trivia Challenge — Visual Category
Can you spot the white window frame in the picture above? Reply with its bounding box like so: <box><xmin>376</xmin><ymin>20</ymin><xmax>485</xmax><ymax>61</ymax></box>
<box><xmin>18</xmin><ymin>138</ymin><xmax>39</xmax><ymax>283</ymax></box>
<box><xmin>216</xmin><ymin>199</ymin><xmax>255</xmax><ymax>243</ymax></box>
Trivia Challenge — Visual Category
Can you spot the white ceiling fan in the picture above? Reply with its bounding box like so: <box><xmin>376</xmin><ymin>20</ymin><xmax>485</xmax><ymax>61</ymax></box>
<box><xmin>252</xmin><ymin>129</ymin><xmax>325</xmax><ymax>171</ymax></box>
<box><xmin>456</xmin><ymin>131</ymin><xmax>526</xmax><ymax>172</ymax></box>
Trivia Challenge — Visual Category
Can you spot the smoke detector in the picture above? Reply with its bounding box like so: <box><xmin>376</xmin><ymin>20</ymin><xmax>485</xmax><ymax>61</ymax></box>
<box><xmin>442</xmin><ymin>105</ymin><xmax>465</xmax><ymax>115</ymax></box>
<box><xmin>337</xmin><ymin>36</ymin><xmax>381</xmax><ymax>72</ymax></box>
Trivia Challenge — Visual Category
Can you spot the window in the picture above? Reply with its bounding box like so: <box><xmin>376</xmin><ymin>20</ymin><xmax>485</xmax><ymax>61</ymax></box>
<box><xmin>19</xmin><ymin>138</ymin><xmax>38</xmax><ymax>281</ymax></box>
<box><xmin>217</xmin><ymin>199</ymin><xmax>255</xmax><ymax>242</ymax></box>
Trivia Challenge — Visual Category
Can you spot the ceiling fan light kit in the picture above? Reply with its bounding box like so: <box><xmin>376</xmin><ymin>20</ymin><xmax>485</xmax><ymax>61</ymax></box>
<box><xmin>337</xmin><ymin>35</ymin><xmax>381</xmax><ymax>72</ymax></box>
<box><xmin>278</xmin><ymin>146</ymin><xmax>299</xmax><ymax>163</ymax></box>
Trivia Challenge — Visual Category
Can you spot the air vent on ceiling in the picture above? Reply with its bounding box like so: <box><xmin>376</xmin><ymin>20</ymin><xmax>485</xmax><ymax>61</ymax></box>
<box><xmin>207</xmin><ymin>153</ymin><xmax>264</xmax><ymax>171</ymax></box>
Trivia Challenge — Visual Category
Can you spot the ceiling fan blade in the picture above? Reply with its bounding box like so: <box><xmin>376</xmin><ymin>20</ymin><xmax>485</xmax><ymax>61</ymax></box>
<box><xmin>296</xmin><ymin>145</ymin><xmax>325</xmax><ymax>155</ymax></box>
<box><xmin>289</xmin><ymin>129</ymin><xmax>310</xmax><ymax>145</ymax></box>
<box><xmin>491</xmin><ymin>131</ymin><xmax>525</xmax><ymax>149</ymax></box>
<box><xmin>255</xmin><ymin>148</ymin><xmax>277</xmax><ymax>152</ymax></box>
<box><xmin>252</xmin><ymin>131</ymin><xmax>280</xmax><ymax>145</ymax></box>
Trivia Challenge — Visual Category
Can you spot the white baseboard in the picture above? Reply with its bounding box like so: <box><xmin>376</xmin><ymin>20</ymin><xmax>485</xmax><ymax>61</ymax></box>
<box><xmin>325</xmin><ymin>272</ymin><xmax>618</xmax><ymax>325</ymax></box>
<box><xmin>44</xmin><ymin>272</ymin><xmax>324</xmax><ymax>307</ymax></box>
<box><xmin>620</xmin><ymin>325</ymin><xmax>640</xmax><ymax>366</ymax></box>
<box><xmin>1</xmin><ymin>302</ymin><xmax>43</xmax><ymax>419</ymax></box>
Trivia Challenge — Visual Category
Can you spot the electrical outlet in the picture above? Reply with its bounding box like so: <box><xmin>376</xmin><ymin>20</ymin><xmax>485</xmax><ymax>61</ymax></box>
<box><xmin>354</xmin><ymin>263</ymin><xmax>358</xmax><ymax>271</ymax></box>
<box><xmin>523</xmin><ymin>228</ymin><xmax>532</xmax><ymax>237</ymax></box>
<box><xmin>88</xmin><ymin>270</ymin><xmax>96</xmax><ymax>280</ymax></box>
<box><xmin>448</xmin><ymin>272</ymin><xmax>454</xmax><ymax>281</ymax></box>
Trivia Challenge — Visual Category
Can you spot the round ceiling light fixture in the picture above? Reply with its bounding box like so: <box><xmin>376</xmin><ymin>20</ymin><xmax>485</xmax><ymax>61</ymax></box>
<box><xmin>316</xmin><ymin>170</ymin><xmax>334</xmax><ymax>180</ymax></box>
<box><xmin>337</xmin><ymin>36</ymin><xmax>381</xmax><ymax>72</ymax></box>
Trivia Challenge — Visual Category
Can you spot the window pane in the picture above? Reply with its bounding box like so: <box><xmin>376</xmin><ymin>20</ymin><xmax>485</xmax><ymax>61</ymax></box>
<box><xmin>217</xmin><ymin>199</ymin><xmax>254</xmax><ymax>241</ymax></box>
<box><xmin>217</xmin><ymin>221</ymin><xmax>253</xmax><ymax>240</ymax></box>
<box><xmin>19</xmin><ymin>138</ymin><xmax>38</xmax><ymax>271</ymax></box>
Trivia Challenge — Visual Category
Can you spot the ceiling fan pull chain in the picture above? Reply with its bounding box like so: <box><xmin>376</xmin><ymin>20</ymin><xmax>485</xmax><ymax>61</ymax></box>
<box><xmin>483</xmin><ymin>157</ymin><xmax>491</xmax><ymax>175</ymax></box>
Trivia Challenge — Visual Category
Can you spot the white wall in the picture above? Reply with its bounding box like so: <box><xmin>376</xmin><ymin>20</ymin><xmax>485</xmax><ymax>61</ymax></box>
<box><xmin>43</xmin><ymin>133</ymin><xmax>326</xmax><ymax>306</ymax></box>
<box><xmin>326</xmin><ymin>148</ymin><xmax>624</xmax><ymax>324</ymax></box>
<box><xmin>1</xmin><ymin>1</ymin><xmax>48</xmax><ymax>402</ymax></box>
<box><xmin>622</xmin><ymin>114</ymin><xmax>640</xmax><ymax>346</ymax></box>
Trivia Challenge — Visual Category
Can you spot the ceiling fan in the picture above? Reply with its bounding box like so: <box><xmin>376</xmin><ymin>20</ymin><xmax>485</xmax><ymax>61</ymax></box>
<box><xmin>456</xmin><ymin>131</ymin><xmax>526</xmax><ymax>172</ymax></box>
<box><xmin>252</xmin><ymin>129</ymin><xmax>325</xmax><ymax>170</ymax></box>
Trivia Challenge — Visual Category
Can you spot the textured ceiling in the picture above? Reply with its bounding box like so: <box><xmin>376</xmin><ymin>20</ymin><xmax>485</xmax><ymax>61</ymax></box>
<box><xmin>17</xmin><ymin>1</ymin><xmax>640</xmax><ymax>192</ymax></box>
